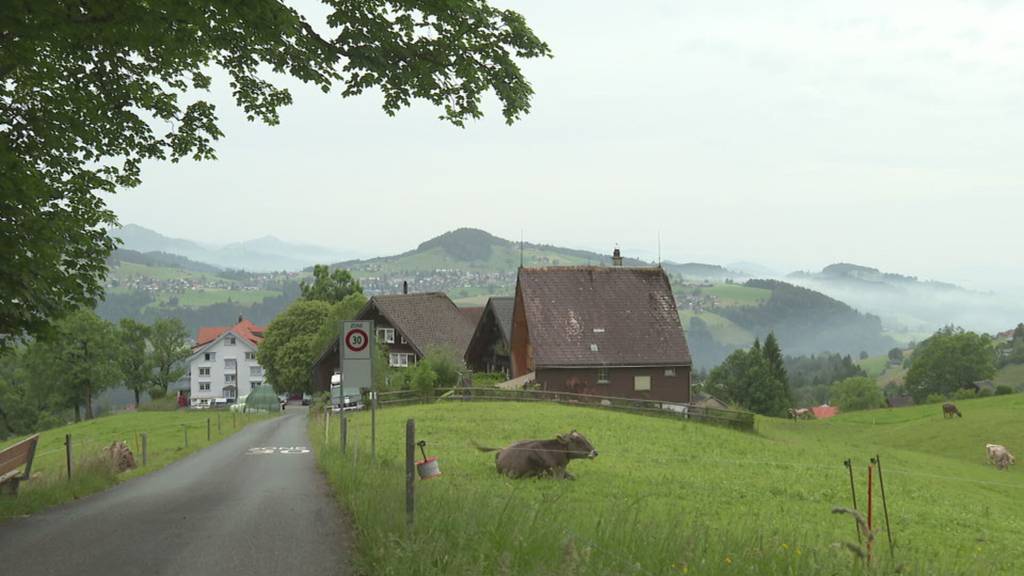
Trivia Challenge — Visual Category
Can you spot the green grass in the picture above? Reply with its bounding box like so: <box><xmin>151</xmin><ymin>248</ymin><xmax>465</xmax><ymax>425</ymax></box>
<box><xmin>994</xmin><ymin>364</ymin><xmax>1024</xmax><ymax>391</ymax></box>
<box><xmin>703</xmin><ymin>284</ymin><xmax>772</xmax><ymax>307</ymax></box>
<box><xmin>311</xmin><ymin>396</ymin><xmax>1024</xmax><ymax>575</ymax></box>
<box><xmin>679</xmin><ymin>310</ymin><xmax>755</xmax><ymax>346</ymax></box>
<box><xmin>0</xmin><ymin>409</ymin><xmax>272</xmax><ymax>520</ymax></box>
<box><xmin>856</xmin><ymin>355</ymin><xmax>888</xmax><ymax>379</ymax></box>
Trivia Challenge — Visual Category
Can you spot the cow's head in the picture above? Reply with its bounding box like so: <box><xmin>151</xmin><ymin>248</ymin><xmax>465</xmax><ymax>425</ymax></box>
<box><xmin>558</xmin><ymin>430</ymin><xmax>598</xmax><ymax>459</ymax></box>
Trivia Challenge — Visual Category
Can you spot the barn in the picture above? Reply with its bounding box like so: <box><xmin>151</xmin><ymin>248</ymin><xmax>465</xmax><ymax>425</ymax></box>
<box><xmin>464</xmin><ymin>296</ymin><xmax>515</xmax><ymax>377</ymax></box>
<box><xmin>510</xmin><ymin>265</ymin><xmax>693</xmax><ymax>403</ymax></box>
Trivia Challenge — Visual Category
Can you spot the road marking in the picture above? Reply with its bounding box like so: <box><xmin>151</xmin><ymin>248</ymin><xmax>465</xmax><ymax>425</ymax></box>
<box><xmin>246</xmin><ymin>446</ymin><xmax>311</xmax><ymax>455</ymax></box>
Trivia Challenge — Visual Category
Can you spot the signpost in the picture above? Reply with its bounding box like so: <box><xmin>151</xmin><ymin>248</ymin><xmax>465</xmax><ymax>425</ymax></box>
<box><xmin>341</xmin><ymin>320</ymin><xmax>375</xmax><ymax>455</ymax></box>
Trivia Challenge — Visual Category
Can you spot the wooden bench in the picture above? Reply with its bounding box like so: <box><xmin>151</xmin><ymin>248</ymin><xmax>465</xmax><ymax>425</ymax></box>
<box><xmin>0</xmin><ymin>434</ymin><xmax>40</xmax><ymax>495</ymax></box>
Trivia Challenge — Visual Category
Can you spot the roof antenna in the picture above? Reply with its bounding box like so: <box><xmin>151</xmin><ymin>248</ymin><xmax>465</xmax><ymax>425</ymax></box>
<box><xmin>519</xmin><ymin>229</ymin><xmax>524</xmax><ymax>269</ymax></box>
<box><xmin>658</xmin><ymin>231</ymin><xmax>662</xmax><ymax>268</ymax></box>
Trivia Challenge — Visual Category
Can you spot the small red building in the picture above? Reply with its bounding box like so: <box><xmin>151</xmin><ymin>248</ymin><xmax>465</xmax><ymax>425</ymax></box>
<box><xmin>510</xmin><ymin>264</ymin><xmax>693</xmax><ymax>403</ymax></box>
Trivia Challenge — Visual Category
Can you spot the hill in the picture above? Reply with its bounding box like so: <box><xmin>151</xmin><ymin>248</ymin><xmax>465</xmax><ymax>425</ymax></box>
<box><xmin>313</xmin><ymin>396</ymin><xmax>1024</xmax><ymax>575</ymax></box>
<box><xmin>112</xmin><ymin>224</ymin><xmax>349</xmax><ymax>272</ymax></box>
<box><xmin>98</xmin><ymin>248</ymin><xmax>302</xmax><ymax>335</ymax></box>
<box><xmin>662</xmin><ymin>261</ymin><xmax>746</xmax><ymax>282</ymax></box>
<box><xmin>788</xmin><ymin>262</ymin><xmax>1024</xmax><ymax>336</ymax></box>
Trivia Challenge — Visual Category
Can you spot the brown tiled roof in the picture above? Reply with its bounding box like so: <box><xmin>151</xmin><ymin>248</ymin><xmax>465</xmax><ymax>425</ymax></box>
<box><xmin>488</xmin><ymin>297</ymin><xmax>514</xmax><ymax>343</ymax></box>
<box><xmin>459</xmin><ymin>306</ymin><xmax>485</xmax><ymax>327</ymax></box>
<box><xmin>359</xmin><ymin>293</ymin><xmax>475</xmax><ymax>357</ymax></box>
<box><xmin>517</xmin><ymin>267</ymin><xmax>691</xmax><ymax>368</ymax></box>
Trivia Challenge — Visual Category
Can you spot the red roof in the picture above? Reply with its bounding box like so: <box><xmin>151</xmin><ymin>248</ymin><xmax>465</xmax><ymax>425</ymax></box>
<box><xmin>810</xmin><ymin>405</ymin><xmax>839</xmax><ymax>419</ymax></box>
<box><xmin>194</xmin><ymin>318</ymin><xmax>266</xmax><ymax>351</ymax></box>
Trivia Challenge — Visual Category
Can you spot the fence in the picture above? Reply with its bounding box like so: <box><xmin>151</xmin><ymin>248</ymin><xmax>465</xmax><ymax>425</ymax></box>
<box><xmin>373</xmin><ymin>386</ymin><xmax>756</xmax><ymax>432</ymax></box>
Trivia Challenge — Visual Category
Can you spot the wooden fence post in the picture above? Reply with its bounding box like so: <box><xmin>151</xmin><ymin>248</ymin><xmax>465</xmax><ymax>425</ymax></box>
<box><xmin>217</xmin><ymin>413</ymin><xmax>222</xmax><ymax>434</ymax></box>
<box><xmin>65</xmin><ymin>434</ymin><xmax>72</xmax><ymax>481</ymax></box>
<box><xmin>141</xmin><ymin>433</ymin><xmax>148</xmax><ymax>467</ymax></box>
<box><xmin>341</xmin><ymin>414</ymin><xmax>348</xmax><ymax>454</ymax></box>
<box><xmin>371</xmin><ymin>392</ymin><xmax>377</xmax><ymax>463</ymax></box>
<box><xmin>233</xmin><ymin>411</ymin><xmax>236</xmax><ymax>429</ymax></box>
<box><xmin>406</xmin><ymin>418</ymin><xmax>415</xmax><ymax>529</ymax></box>
<box><xmin>207</xmin><ymin>418</ymin><xmax>211</xmax><ymax>442</ymax></box>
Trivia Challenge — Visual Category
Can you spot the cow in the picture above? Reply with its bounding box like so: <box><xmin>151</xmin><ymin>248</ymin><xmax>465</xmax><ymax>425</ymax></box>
<box><xmin>788</xmin><ymin>408</ymin><xmax>812</xmax><ymax>420</ymax></box>
<box><xmin>942</xmin><ymin>403</ymin><xmax>962</xmax><ymax>418</ymax></box>
<box><xmin>986</xmin><ymin>444</ymin><xmax>1015</xmax><ymax>470</ymax></box>
<box><xmin>474</xmin><ymin>430</ymin><xmax>598</xmax><ymax>480</ymax></box>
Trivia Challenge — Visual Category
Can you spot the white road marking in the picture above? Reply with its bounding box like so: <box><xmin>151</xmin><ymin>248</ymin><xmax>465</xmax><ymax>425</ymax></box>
<box><xmin>246</xmin><ymin>446</ymin><xmax>311</xmax><ymax>455</ymax></box>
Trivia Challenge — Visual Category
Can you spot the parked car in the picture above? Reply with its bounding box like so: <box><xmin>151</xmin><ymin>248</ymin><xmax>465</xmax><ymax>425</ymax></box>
<box><xmin>301</xmin><ymin>393</ymin><xmax>312</xmax><ymax>406</ymax></box>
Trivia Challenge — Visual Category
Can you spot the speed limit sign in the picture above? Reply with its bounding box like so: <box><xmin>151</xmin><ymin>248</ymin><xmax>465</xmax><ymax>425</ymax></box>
<box><xmin>345</xmin><ymin>328</ymin><xmax>368</xmax><ymax>352</ymax></box>
<box><xmin>342</xmin><ymin>321</ymin><xmax>373</xmax><ymax>360</ymax></box>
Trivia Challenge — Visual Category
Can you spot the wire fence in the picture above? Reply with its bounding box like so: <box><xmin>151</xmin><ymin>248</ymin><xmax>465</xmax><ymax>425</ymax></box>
<box><xmin>373</xmin><ymin>387</ymin><xmax>757</xmax><ymax>432</ymax></box>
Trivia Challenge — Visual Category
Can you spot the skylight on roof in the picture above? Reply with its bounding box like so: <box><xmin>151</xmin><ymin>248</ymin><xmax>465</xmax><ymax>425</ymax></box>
<box><xmin>590</xmin><ymin>344</ymin><xmax>599</xmax><ymax>352</ymax></box>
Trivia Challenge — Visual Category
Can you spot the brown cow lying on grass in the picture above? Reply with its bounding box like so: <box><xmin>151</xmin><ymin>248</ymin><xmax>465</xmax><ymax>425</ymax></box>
<box><xmin>474</xmin><ymin>430</ymin><xmax>598</xmax><ymax>480</ymax></box>
<box><xmin>986</xmin><ymin>444</ymin><xmax>1015</xmax><ymax>470</ymax></box>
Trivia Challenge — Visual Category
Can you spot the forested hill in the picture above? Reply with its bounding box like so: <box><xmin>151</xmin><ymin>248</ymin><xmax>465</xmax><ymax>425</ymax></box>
<box><xmin>684</xmin><ymin>279</ymin><xmax>895</xmax><ymax>370</ymax></box>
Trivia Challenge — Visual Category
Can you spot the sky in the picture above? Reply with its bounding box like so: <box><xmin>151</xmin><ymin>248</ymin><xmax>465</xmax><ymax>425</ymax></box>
<box><xmin>106</xmin><ymin>0</ymin><xmax>1024</xmax><ymax>290</ymax></box>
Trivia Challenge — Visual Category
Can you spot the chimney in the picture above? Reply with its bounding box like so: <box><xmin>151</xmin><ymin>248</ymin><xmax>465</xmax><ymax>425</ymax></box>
<box><xmin>403</xmin><ymin>281</ymin><xmax>408</xmax><ymax>295</ymax></box>
<box><xmin>612</xmin><ymin>247</ymin><xmax>623</xmax><ymax>267</ymax></box>
<box><xmin>237</xmin><ymin>314</ymin><xmax>244</xmax><ymax>324</ymax></box>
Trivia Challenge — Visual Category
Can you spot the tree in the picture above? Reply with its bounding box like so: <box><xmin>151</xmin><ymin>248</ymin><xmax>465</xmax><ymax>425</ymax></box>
<box><xmin>259</xmin><ymin>300</ymin><xmax>332</xmax><ymax>394</ymax></box>
<box><xmin>830</xmin><ymin>376</ymin><xmax>884</xmax><ymax>412</ymax></box>
<box><xmin>888</xmin><ymin>347</ymin><xmax>903</xmax><ymax>363</ymax></box>
<box><xmin>301</xmin><ymin>266</ymin><xmax>363</xmax><ymax>304</ymax></box>
<box><xmin>1014</xmin><ymin>323</ymin><xmax>1024</xmax><ymax>343</ymax></box>
<box><xmin>149</xmin><ymin>318</ymin><xmax>190</xmax><ymax>393</ymax></box>
<box><xmin>705</xmin><ymin>342</ymin><xmax>791</xmax><ymax>417</ymax></box>
<box><xmin>762</xmin><ymin>332</ymin><xmax>787</xmax><ymax>385</ymax></box>
<box><xmin>1</xmin><ymin>2</ymin><xmax>550</xmax><ymax>348</ymax></box>
<box><xmin>905</xmin><ymin>327</ymin><xmax>995</xmax><ymax>402</ymax></box>
<box><xmin>23</xmin><ymin>310</ymin><xmax>123</xmax><ymax>421</ymax></box>
<box><xmin>117</xmin><ymin>319</ymin><xmax>152</xmax><ymax>407</ymax></box>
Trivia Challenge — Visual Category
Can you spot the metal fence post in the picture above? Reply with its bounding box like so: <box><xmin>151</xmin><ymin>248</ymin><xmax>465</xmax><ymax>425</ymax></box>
<box><xmin>141</xmin><ymin>433</ymin><xmax>148</xmax><ymax>467</ymax></box>
<box><xmin>406</xmin><ymin>418</ymin><xmax>415</xmax><ymax>529</ymax></box>
<box><xmin>207</xmin><ymin>418</ymin><xmax>211</xmax><ymax>441</ymax></box>
<box><xmin>341</xmin><ymin>414</ymin><xmax>348</xmax><ymax>454</ymax></box>
<box><xmin>217</xmin><ymin>413</ymin><xmax>222</xmax><ymax>434</ymax></box>
<box><xmin>233</xmin><ymin>411</ymin><xmax>236</xmax><ymax>429</ymax></box>
<box><xmin>371</xmin><ymin>391</ymin><xmax>377</xmax><ymax>463</ymax></box>
<box><xmin>65</xmin><ymin>434</ymin><xmax>72</xmax><ymax>481</ymax></box>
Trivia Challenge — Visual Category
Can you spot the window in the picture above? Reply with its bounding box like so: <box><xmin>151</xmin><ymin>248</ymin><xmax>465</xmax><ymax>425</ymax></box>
<box><xmin>199</xmin><ymin>382</ymin><xmax>211</xmax><ymax>391</ymax></box>
<box><xmin>250</xmin><ymin>380</ymin><xmax>262</xmax><ymax>388</ymax></box>
<box><xmin>245</xmin><ymin>351</ymin><xmax>257</xmax><ymax>360</ymax></box>
<box><xmin>199</xmin><ymin>367</ymin><xmax>211</xmax><ymax>376</ymax></box>
<box><xmin>389</xmin><ymin>353</ymin><xmax>414</xmax><ymax>367</ymax></box>
<box><xmin>597</xmin><ymin>368</ymin><xmax>610</xmax><ymax>384</ymax></box>
<box><xmin>225</xmin><ymin>374</ymin><xmax>237</xmax><ymax>384</ymax></box>
<box><xmin>377</xmin><ymin>328</ymin><xmax>395</xmax><ymax>344</ymax></box>
<box><xmin>249</xmin><ymin>366</ymin><xmax>263</xmax><ymax>377</ymax></box>
<box><xmin>400</xmin><ymin>335</ymin><xmax>407</xmax><ymax>344</ymax></box>
<box><xmin>204</xmin><ymin>352</ymin><xmax>216</xmax><ymax>361</ymax></box>
<box><xmin>664</xmin><ymin>368</ymin><xmax>677</xmax><ymax>377</ymax></box>
<box><xmin>634</xmin><ymin>375</ymin><xmax>651</xmax><ymax>392</ymax></box>
<box><xmin>224</xmin><ymin>358</ymin><xmax>237</xmax><ymax>371</ymax></box>
<box><xmin>226</xmin><ymin>336</ymin><xmax>236</xmax><ymax>346</ymax></box>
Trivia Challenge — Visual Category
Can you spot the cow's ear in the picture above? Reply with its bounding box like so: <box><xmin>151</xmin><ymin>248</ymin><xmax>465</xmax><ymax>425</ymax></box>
<box><xmin>557</xmin><ymin>434</ymin><xmax>569</xmax><ymax>445</ymax></box>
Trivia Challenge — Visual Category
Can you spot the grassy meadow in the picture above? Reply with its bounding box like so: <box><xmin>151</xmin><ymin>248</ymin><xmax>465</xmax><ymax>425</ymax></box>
<box><xmin>312</xmin><ymin>396</ymin><xmax>1024</xmax><ymax>575</ymax></box>
<box><xmin>0</xmin><ymin>409</ymin><xmax>271</xmax><ymax>520</ymax></box>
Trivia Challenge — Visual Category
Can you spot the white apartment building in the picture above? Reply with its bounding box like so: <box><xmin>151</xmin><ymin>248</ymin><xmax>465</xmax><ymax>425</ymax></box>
<box><xmin>188</xmin><ymin>317</ymin><xmax>266</xmax><ymax>405</ymax></box>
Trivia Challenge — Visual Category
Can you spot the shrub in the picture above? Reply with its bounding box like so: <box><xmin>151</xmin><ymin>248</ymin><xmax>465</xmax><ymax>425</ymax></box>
<box><xmin>925</xmin><ymin>393</ymin><xmax>947</xmax><ymax>404</ymax></box>
<box><xmin>953</xmin><ymin>388</ymin><xmax>977</xmax><ymax>400</ymax></box>
<box><xmin>978</xmin><ymin>388</ymin><xmax>993</xmax><ymax>397</ymax></box>
<box><xmin>995</xmin><ymin>384</ymin><xmax>1013</xmax><ymax>396</ymax></box>
<box><xmin>149</xmin><ymin>386</ymin><xmax>167</xmax><ymax>399</ymax></box>
<box><xmin>829</xmin><ymin>376</ymin><xmax>884</xmax><ymax>412</ymax></box>
<box><xmin>471</xmin><ymin>372</ymin><xmax>507</xmax><ymax>387</ymax></box>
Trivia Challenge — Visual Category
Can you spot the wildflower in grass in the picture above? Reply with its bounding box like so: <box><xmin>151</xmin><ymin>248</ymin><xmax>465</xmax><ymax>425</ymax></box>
<box><xmin>781</xmin><ymin>543</ymin><xmax>789</xmax><ymax>550</ymax></box>
<box><xmin>724</xmin><ymin>556</ymin><xmax>732</xmax><ymax>565</ymax></box>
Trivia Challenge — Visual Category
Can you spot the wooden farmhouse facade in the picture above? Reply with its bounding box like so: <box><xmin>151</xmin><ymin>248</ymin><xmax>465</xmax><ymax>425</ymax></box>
<box><xmin>464</xmin><ymin>296</ymin><xmax>515</xmax><ymax>376</ymax></box>
<box><xmin>510</xmin><ymin>266</ymin><xmax>693</xmax><ymax>403</ymax></box>
<box><xmin>310</xmin><ymin>292</ymin><xmax>475</xmax><ymax>392</ymax></box>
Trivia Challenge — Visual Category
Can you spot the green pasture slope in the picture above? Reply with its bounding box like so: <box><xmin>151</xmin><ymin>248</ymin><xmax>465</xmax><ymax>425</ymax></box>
<box><xmin>312</xmin><ymin>396</ymin><xmax>1024</xmax><ymax>575</ymax></box>
<box><xmin>0</xmin><ymin>410</ymin><xmax>271</xmax><ymax>520</ymax></box>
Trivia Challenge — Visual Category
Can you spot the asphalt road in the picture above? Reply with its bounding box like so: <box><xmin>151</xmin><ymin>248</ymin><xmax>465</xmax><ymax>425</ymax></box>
<box><xmin>0</xmin><ymin>407</ymin><xmax>350</xmax><ymax>576</ymax></box>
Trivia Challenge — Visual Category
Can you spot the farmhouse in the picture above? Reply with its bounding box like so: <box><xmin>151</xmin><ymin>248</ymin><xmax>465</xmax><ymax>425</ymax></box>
<box><xmin>309</xmin><ymin>292</ymin><xmax>475</xmax><ymax>391</ymax></box>
<box><xmin>188</xmin><ymin>316</ymin><xmax>266</xmax><ymax>406</ymax></box>
<box><xmin>510</xmin><ymin>265</ymin><xmax>693</xmax><ymax>403</ymax></box>
<box><xmin>464</xmin><ymin>296</ymin><xmax>515</xmax><ymax>376</ymax></box>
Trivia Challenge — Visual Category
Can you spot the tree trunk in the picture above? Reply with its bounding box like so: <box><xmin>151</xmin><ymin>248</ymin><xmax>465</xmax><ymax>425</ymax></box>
<box><xmin>134</xmin><ymin>388</ymin><xmax>141</xmax><ymax>408</ymax></box>
<box><xmin>84</xmin><ymin>383</ymin><xmax>94</xmax><ymax>420</ymax></box>
<box><xmin>74</xmin><ymin>403</ymin><xmax>81</xmax><ymax>422</ymax></box>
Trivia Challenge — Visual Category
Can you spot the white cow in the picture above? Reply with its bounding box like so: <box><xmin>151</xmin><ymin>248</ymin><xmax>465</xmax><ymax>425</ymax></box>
<box><xmin>986</xmin><ymin>444</ymin><xmax>1016</xmax><ymax>470</ymax></box>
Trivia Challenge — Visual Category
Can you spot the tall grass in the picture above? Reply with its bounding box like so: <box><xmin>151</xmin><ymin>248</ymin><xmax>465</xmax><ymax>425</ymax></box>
<box><xmin>310</xmin><ymin>402</ymin><xmax>1021</xmax><ymax>575</ymax></box>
